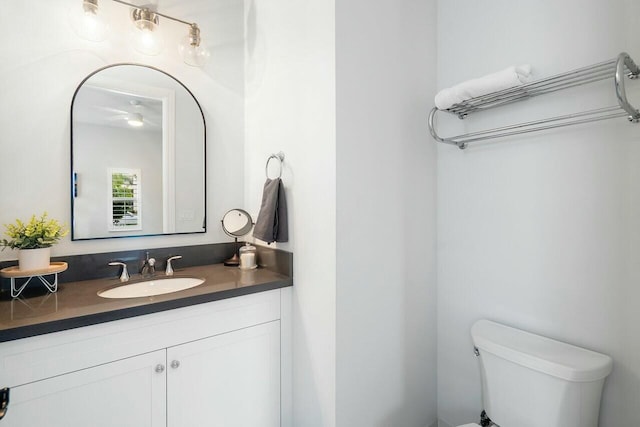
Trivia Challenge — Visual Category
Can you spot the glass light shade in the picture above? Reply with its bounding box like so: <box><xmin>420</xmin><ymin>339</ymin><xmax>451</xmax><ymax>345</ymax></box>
<box><xmin>178</xmin><ymin>37</ymin><xmax>211</xmax><ymax>67</ymax></box>
<box><xmin>132</xmin><ymin>27</ymin><xmax>164</xmax><ymax>56</ymax></box>
<box><xmin>130</xmin><ymin>9</ymin><xmax>163</xmax><ymax>57</ymax></box>
<box><xmin>70</xmin><ymin>1</ymin><xmax>108</xmax><ymax>42</ymax></box>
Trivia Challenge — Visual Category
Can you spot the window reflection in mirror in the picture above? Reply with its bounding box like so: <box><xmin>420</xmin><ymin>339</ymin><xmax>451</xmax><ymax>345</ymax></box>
<box><xmin>109</xmin><ymin>168</ymin><xmax>141</xmax><ymax>232</ymax></box>
<box><xmin>71</xmin><ymin>64</ymin><xmax>206</xmax><ymax>240</ymax></box>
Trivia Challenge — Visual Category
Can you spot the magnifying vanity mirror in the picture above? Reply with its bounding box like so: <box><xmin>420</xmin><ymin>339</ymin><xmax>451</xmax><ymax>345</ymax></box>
<box><xmin>70</xmin><ymin>64</ymin><xmax>206</xmax><ymax>240</ymax></box>
<box><xmin>221</xmin><ymin>209</ymin><xmax>254</xmax><ymax>266</ymax></box>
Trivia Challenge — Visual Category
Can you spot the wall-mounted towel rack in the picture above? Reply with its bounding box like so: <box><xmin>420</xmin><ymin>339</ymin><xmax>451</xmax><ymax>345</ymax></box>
<box><xmin>265</xmin><ymin>151</ymin><xmax>285</xmax><ymax>179</ymax></box>
<box><xmin>429</xmin><ymin>52</ymin><xmax>640</xmax><ymax>149</ymax></box>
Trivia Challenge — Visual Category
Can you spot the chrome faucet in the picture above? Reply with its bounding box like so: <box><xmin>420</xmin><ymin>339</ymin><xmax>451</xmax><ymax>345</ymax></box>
<box><xmin>109</xmin><ymin>262</ymin><xmax>130</xmax><ymax>282</ymax></box>
<box><xmin>140</xmin><ymin>252</ymin><xmax>156</xmax><ymax>277</ymax></box>
<box><xmin>165</xmin><ymin>255</ymin><xmax>182</xmax><ymax>276</ymax></box>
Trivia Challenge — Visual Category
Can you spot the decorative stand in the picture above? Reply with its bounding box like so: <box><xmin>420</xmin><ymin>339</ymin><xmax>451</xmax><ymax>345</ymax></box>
<box><xmin>0</xmin><ymin>262</ymin><xmax>68</xmax><ymax>298</ymax></box>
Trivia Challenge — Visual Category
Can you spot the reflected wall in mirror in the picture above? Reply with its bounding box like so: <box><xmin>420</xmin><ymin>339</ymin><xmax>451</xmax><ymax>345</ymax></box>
<box><xmin>71</xmin><ymin>64</ymin><xmax>206</xmax><ymax>240</ymax></box>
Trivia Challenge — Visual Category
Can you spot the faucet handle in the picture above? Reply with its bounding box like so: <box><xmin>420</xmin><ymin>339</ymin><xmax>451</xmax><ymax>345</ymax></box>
<box><xmin>165</xmin><ymin>255</ymin><xmax>182</xmax><ymax>276</ymax></box>
<box><xmin>109</xmin><ymin>262</ymin><xmax>130</xmax><ymax>282</ymax></box>
<box><xmin>144</xmin><ymin>251</ymin><xmax>156</xmax><ymax>266</ymax></box>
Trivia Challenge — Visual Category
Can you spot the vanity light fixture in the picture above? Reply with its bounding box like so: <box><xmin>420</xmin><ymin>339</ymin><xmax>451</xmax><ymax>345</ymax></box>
<box><xmin>70</xmin><ymin>0</ymin><xmax>108</xmax><ymax>42</ymax></box>
<box><xmin>73</xmin><ymin>0</ymin><xmax>210</xmax><ymax>66</ymax></box>
<box><xmin>178</xmin><ymin>24</ymin><xmax>210</xmax><ymax>67</ymax></box>
<box><xmin>129</xmin><ymin>6</ymin><xmax>164</xmax><ymax>56</ymax></box>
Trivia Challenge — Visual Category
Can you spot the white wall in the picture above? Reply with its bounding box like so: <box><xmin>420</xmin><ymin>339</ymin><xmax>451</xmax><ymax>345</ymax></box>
<box><xmin>436</xmin><ymin>1</ymin><xmax>640</xmax><ymax>426</ymax></box>
<box><xmin>335</xmin><ymin>0</ymin><xmax>438</xmax><ymax>426</ymax></box>
<box><xmin>243</xmin><ymin>0</ymin><xmax>336</xmax><ymax>425</ymax></box>
<box><xmin>244</xmin><ymin>2</ymin><xmax>441</xmax><ymax>426</ymax></box>
<box><xmin>0</xmin><ymin>0</ymin><xmax>244</xmax><ymax>259</ymax></box>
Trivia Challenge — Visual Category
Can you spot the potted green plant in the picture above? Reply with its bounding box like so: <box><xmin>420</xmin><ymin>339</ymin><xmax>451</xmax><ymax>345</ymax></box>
<box><xmin>1</xmin><ymin>213</ymin><xmax>68</xmax><ymax>271</ymax></box>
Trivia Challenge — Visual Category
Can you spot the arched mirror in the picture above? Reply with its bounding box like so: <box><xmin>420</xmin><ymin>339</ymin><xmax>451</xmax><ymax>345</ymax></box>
<box><xmin>71</xmin><ymin>64</ymin><xmax>206</xmax><ymax>240</ymax></box>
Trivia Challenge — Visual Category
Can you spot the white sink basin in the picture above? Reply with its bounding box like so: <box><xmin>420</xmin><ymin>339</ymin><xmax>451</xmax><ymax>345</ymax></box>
<box><xmin>98</xmin><ymin>277</ymin><xmax>205</xmax><ymax>299</ymax></box>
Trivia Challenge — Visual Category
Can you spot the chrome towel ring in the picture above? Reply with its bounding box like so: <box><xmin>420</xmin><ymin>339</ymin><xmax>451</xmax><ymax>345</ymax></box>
<box><xmin>265</xmin><ymin>151</ymin><xmax>285</xmax><ymax>179</ymax></box>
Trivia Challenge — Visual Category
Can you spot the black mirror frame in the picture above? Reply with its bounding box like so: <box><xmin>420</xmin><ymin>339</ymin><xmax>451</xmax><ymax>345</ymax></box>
<box><xmin>70</xmin><ymin>63</ymin><xmax>207</xmax><ymax>241</ymax></box>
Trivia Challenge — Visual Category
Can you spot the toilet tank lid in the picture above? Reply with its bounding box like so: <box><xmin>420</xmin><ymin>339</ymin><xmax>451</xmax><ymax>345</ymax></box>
<box><xmin>471</xmin><ymin>320</ymin><xmax>613</xmax><ymax>382</ymax></box>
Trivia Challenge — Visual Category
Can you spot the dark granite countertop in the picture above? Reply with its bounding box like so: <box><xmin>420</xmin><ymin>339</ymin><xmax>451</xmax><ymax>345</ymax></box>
<box><xmin>0</xmin><ymin>263</ymin><xmax>292</xmax><ymax>342</ymax></box>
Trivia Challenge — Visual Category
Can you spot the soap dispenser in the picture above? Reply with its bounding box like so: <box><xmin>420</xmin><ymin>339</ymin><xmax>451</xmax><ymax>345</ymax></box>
<box><xmin>239</xmin><ymin>243</ymin><xmax>257</xmax><ymax>270</ymax></box>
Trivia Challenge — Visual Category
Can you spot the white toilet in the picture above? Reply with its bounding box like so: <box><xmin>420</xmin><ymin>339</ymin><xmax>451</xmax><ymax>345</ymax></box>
<box><xmin>456</xmin><ymin>319</ymin><xmax>613</xmax><ymax>427</ymax></box>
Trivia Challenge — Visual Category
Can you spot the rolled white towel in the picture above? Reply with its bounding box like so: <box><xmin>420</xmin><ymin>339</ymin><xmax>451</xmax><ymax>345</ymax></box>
<box><xmin>435</xmin><ymin>64</ymin><xmax>532</xmax><ymax>110</ymax></box>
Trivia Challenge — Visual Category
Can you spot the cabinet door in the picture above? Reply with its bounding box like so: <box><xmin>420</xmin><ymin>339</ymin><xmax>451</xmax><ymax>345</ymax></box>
<box><xmin>167</xmin><ymin>321</ymin><xmax>280</xmax><ymax>427</ymax></box>
<box><xmin>3</xmin><ymin>350</ymin><xmax>166</xmax><ymax>427</ymax></box>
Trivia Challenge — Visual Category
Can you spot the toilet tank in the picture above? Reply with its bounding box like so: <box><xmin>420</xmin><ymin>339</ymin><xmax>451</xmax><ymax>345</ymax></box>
<box><xmin>471</xmin><ymin>320</ymin><xmax>612</xmax><ymax>427</ymax></box>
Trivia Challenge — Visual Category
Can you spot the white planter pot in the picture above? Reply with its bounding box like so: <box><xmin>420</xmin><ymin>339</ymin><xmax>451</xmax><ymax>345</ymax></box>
<box><xmin>18</xmin><ymin>247</ymin><xmax>51</xmax><ymax>271</ymax></box>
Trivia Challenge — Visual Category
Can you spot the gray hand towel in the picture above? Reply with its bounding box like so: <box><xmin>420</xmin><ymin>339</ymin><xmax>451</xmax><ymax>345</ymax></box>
<box><xmin>253</xmin><ymin>178</ymin><xmax>288</xmax><ymax>244</ymax></box>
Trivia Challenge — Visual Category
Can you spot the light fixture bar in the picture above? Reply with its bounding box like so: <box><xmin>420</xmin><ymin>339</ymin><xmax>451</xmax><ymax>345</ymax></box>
<box><xmin>83</xmin><ymin>0</ymin><xmax>98</xmax><ymax>12</ymax></box>
<box><xmin>75</xmin><ymin>0</ymin><xmax>210</xmax><ymax>65</ymax></box>
<box><xmin>110</xmin><ymin>0</ymin><xmax>195</xmax><ymax>27</ymax></box>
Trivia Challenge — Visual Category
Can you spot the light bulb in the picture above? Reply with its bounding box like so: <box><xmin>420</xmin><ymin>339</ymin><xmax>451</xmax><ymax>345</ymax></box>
<box><xmin>178</xmin><ymin>24</ymin><xmax>210</xmax><ymax>67</ymax></box>
<box><xmin>70</xmin><ymin>0</ymin><xmax>108</xmax><ymax>42</ymax></box>
<box><xmin>133</xmin><ymin>28</ymin><xmax>163</xmax><ymax>56</ymax></box>
<box><xmin>131</xmin><ymin>8</ymin><xmax>164</xmax><ymax>56</ymax></box>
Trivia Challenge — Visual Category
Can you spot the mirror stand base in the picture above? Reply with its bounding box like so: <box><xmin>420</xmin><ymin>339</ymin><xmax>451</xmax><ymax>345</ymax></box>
<box><xmin>224</xmin><ymin>238</ymin><xmax>240</xmax><ymax>266</ymax></box>
<box><xmin>223</xmin><ymin>253</ymin><xmax>240</xmax><ymax>266</ymax></box>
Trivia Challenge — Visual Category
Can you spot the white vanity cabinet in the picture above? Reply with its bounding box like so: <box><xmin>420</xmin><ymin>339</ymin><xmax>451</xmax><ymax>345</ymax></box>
<box><xmin>167</xmin><ymin>320</ymin><xmax>281</xmax><ymax>427</ymax></box>
<box><xmin>7</xmin><ymin>350</ymin><xmax>167</xmax><ymax>427</ymax></box>
<box><xmin>0</xmin><ymin>288</ymin><xmax>290</xmax><ymax>427</ymax></box>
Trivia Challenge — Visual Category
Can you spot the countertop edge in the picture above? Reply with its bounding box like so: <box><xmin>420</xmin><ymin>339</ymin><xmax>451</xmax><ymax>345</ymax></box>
<box><xmin>0</xmin><ymin>278</ymin><xmax>292</xmax><ymax>343</ymax></box>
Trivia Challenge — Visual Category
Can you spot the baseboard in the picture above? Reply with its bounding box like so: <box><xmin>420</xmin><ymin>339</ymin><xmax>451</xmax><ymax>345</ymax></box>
<box><xmin>426</xmin><ymin>418</ymin><xmax>455</xmax><ymax>427</ymax></box>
